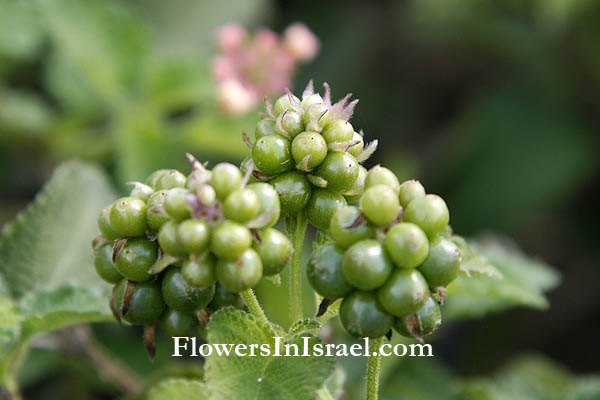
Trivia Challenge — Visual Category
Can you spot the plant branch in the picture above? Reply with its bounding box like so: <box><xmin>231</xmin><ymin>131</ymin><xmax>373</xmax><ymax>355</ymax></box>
<box><xmin>241</xmin><ymin>288</ymin><xmax>269</xmax><ymax>325</ymax></box>
<box><xmin>367</xmin><ymin>337</ymin><xmax>384</xmax><ymax>400</ymax></box>
<box><xmin>289</xmin><ymin>211</ymin><xmax>308</xmax><ymax>322</ymax></box>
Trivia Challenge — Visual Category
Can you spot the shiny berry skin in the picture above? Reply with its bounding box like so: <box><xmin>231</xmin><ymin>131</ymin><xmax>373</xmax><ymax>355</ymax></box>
<box><xmin>114</xmin><ymin>238</ymin><xmax>158</xmax><ymax>282</ymax></box>
<box><xmin>145</xmin><ymin>190</ymin><xmax>170</xmax><ymax>232</ymax></box>
<box><xmin>223</xmin><ymin>188</ymin><xmax>260</xmax><ymax>223</ymax></box>
<box><xmin>302</xmin><ymin>103</ymin><xmax>330</xmax><ymax>127</ymax></box>
<box><xmin>182</xmin><ymin>255</ymin><xmax>216</xmax><ymax>288</ymax></box>
<box><xmin>274</xmin><ymin>94</ymin><xmax>299</xmax><ymax>115</ymax></box>
<box><xmin>129</xmin><ymin>183</ymin><xmax>153</xmax><ymax>202</ymax></box>
<box><xmin>155</xmin><ymin>170</ymin><xmax>187</xmax><ymax>190</ymax></box>
<box><xmin>246</xmin><ymin>183</ymin><xmax>281</xmax><ymax>228</ymax></box>
<box><xmin>394</xmin><ymin>296</ymin><xmax>441</xmax><ymax>339</ymax></box>
<box><xmin>253</xmin><ymin>228</ymin><xmax>292</xmax><ymax>276</ymax></box>
<box><xmin>160</xmin><ymin>309</ymin><xmax>199</xmax><ymax>337</ymax></box>
<box><xmin>209</xmin><ymin>283</ymin><xmax>244</xmax><ymax>310</ymax></box>
<box><xmin>291</xmin><ymin>131</ymin><xmax>327</xmax><ymax>169</ymax></box>
<box><xmin>348</xmin><ymin>132</ymin><xmax>364</xmax><ymax>157</ymax></box>
<box><xmin>404</xmin><ymin>194</ymin><xmax>449</xmax><ymax>237</ymax></box>
<box><xmin>329</xmin><ymin>205</ymin><xmax>374</xmax><ymax>248</ymax></box>
<box><xmin>109</xmin><ymin>197</ymin><xmax>147</xmax><ymax>237</ymax></box>
<box><xmin>306</xmin><ymin>189</ymin><xmax>346</xmax><ymax>231</ymax></box>
<box><xmin>158</xmin><ymin>220</ymin><xmax>187</xmax><ymax>257</ymax></box>
<box><xmin>315</xmin><ymin>152</ymin><xmax>359</xmax><ymax>193</ymax></box>
<box><xmin>162</xmin><ymin>267</ymin><xmax>215</xmax><ymax>312</ymax></box>
<box><xmin>377</xmin><ymin>269</ymin><xmax>429</xmax><ymax>317</ymax></box>
<box><xmin>307</xmin><ymin>243</ymin><xmax>353</xmax><ymax>299</ymax></box>
<box><xmin>145</xmin><ymin>169</ymin><xmax>169</xmax><ymax>188</ymax></box>
<box><xmin>216</xmin><ymin>248</ymin><xmax>263</xmax><ymax>293</ymax></box>
<box><xmin>360</xmin><ymin>184</ymin><xmax>400</xmax><ymax>226</ymax></box>
<box><xmin>93</xmin><ymin>241</ymin><xmax>122</xmax><ymax>284</ymax></box>
<box><xmin>210</xmin><ymin>163</ymin><xmax>242</xmax><ymax>200</ymax></box>
<box><xmin>164</xmin><ymin>188</ymin><xmax>192</xmax><ymax>221</ymax></box>
<box><xmin>210</xmin><ymin>221</ymin><xmax>251</xmax><ymax>261</ymax></box>
<box><xmin>385</xmin><ymin>223</ymin><xmax>429</xmax><ymax>268</ymax></box>
<box><xmin>255</xmin><ymin>119</ymin><xmax>277</xmax><ymax>139</ymax></box>
<box><xmin>365</xmin><ymin>165</ymin><xmax>400</xmax><ymax>194</ymax></box>
<box><xmin>398</xmin><ymin>180</ymin><xmax>426</xmax><ymax>208</ymax></box>
<box><xmin>418</xmin><ymin>237</ymin><xmax>460</xmax><ymax>287</ymax></box>
<box><xmin>277</xmin><ymin>110</ymin><xmax>304</xmax><ymax>137</ymax></box>
<box><xmin>342</xmin><ymin>239</ymin><xmax>392</xmax><ymax>290</ymax></box>
<box><xmin>340</xmin><ymin>291</ymin><xmax>393</xmax><ymax>339</ymax></box>
<box><xmin>271</xmin><ymin>171</ymin><xmax>311</xmax><ymax>215</ymax></box>
<box><xmin>252</xmin><ymin>134</ymin><xmax>293</xmax><ymax>175</ymax></box>
<box><xmin>176</xmin><ymin>219</ymin><xmax>210</xmax><ymax>254</ymax></box>
<box><xmin>344</xmin><ymin>165</ymin><xmax>367</xmax><ymax>204</ymax></box>
<box><xmin>321</xmin><ymin>120</ymin><xmax>353</xmax><ymax>143</ymax></box>
<box><xmin>196</xmin><ymin>184</ymin><xmax>217</xmax><ymax>206</ymax></box>
<box><xmin>98</xmin><ymin>205</ymin><xmax>119</xmax><ymax>240</ymax></box>
<box><xmin>113</xmin><ymin>279</ymin><xmax>166</xmax><ymax>325</ymax></box>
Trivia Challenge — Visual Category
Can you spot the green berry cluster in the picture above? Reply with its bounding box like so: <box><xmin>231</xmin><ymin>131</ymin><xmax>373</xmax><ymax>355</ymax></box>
<box><xmin>92</xmin><ymin>155</ymin><xmax>291</xmax><ymax>337</ymax></box>
<box><xmin>242</xmin><ymin>81</ymin><xmax>377</xmax><ymax>229</ymax></box>
<box><xmin>307</xmin><ymin>166</ymin><xmax>460</xmax><ymax>341</ymax></box>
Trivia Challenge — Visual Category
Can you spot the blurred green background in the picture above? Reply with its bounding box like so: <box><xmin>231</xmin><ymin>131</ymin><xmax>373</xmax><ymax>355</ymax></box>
<box><xmin>1</xmin><ymin>0</ymin><xmax>599</xmax><ymax>399</ymax></box>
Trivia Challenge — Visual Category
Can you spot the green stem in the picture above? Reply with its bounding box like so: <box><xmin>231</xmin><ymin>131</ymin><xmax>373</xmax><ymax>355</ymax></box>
<box><xmin>316</xmin><ymin>298</ymin><xmax>341</xmax><ymax>325</ymax></box>
<box><xmin>315</xmin><ymin>386</ymin><xmax>334</xmax><ymax>400</ymax></box>
<box><xmin>367</xmin><ymin>337</ymin><xmax>384</xmax><ymax>400</ymax></box>
<box><xmin>241</xmin><ymin>289</ymin><xmax>269</xmax><ymax>325</ymax></box>
<box><xmin>289</xmin><ymin>211</ymin><xmax>308</xmax><ymax>322</ymax></box>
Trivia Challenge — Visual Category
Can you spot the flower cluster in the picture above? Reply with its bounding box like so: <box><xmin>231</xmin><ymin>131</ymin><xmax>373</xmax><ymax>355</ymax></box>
<box><xmin>213</xmin><ymin>23</ymin><xmax>320</xmax><ymax>115</ymax></box>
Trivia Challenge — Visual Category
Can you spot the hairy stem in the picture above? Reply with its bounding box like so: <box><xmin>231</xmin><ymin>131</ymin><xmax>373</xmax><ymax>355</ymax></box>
<box><xmin>367</xmin><ymin>337</ymin><xmax>384</xmax><ymax>400</ymax></box>
<box><xmin>241</xmin><ymin>289</ymin><xmax>269</xmax><ymax>325</ymax></box>
<box><xmin>289</xmin><ymin>211</ymin><xmax>308</xmax><ymax>322</ymax></box>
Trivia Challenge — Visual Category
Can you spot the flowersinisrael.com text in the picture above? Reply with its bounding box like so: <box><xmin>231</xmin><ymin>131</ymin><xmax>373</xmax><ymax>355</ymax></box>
<box><xmin>172</xmin><ymin>337</ymin><xmax>433</xmax><ymax>358</ymax></box>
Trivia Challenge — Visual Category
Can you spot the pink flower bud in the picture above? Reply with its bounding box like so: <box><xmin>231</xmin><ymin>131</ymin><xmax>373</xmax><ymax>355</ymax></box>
<box><xmin>216</xmin><ymin>23</ymin><xmax>247</xmax><ymax>53</ymax></box>
<box><xmin>283</xmin><ymin>23</ymin><xmax>320</xmax><ymax>62</ymax></box>
<box><xmin>217</xmin><ymin>80</ymin><xmax>256</xmax><ymax>115</ymax></box>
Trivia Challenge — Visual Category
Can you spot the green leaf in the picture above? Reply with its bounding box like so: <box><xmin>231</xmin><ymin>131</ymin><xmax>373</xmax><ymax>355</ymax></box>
<box><xmin>147</xmin><ymin>378</ymin><xmax>208</xmax><ymax>400</ymax></box>
<box><xmin>444</xmin><ymin>235</ymin><xmax>561</xmax><ymax>320</ymax></box>
<box><xmin>0</xmin><ymin>0</ymin><xmax>44</xmax><ymax>61</ymax></box>
<box><xmin>450</xmin><ymin>235</ymin><xmax>502</xmax><ymax>279</ymax></box>
<box><xmin>0</xmin><ymin>161</ymin><xmax>117</xmax><ymax>385</ymax></box>
<box><xmin>205</xmin><ymin>308</ymin><xmax>335</xmax><ymax>400</ymax></box>
<box><xmin>0</xmin><ymin>89</ymin><xmax>54</xmax><ymax>137</ymax></box>
<box><xmin>288</xmin><ymin>318</ymin><xmax>321</xmax><ymax>337</ymax></box>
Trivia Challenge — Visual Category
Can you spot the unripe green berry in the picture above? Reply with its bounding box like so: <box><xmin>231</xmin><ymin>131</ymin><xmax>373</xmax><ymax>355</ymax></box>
<box><xmin>210</xmin><ymin>221</ymin><xmax>251</xmax><ymax>261</ymax></box>
<box><xmin>197</xmin><ymin>184</ymin><xmax>217</xmax><ymax>206</ymax></box>
<box><xmin>329</xmin><ymin>205</ymin><xmax>375</xmax><ymax>248</ymax></box>
<box><xmin>176</xmin><ymin>219</ymin><xmax>210</xmax><ymax>254</ymax></box>
<box><xmin>114</xmin><ymin>279</ymin><xmax>165</xmax><ymax>325</ymax></box>
<box><xmin>252</xmin><ymin>135</ymin><xmax>293</xmax><ymax>176</ymax></box>
<box><xmin>340</xmin><ymin>291</ymin><xmax>393</xmax><ymax>339</ymax></box>
<box><xmin>114</xmin><ymin>238</ymin><xmax>159</xmax><ymax>282</ymax></box>
<box><xmin>129</xmin><ymin>182</ymin><xmax>153</xmax><ymax>202</ymax></box>
<box><xmin>302</xmin><ymin>103</ymin><xmax>330</xmax><ymax>127</ymax></box>
<box><xmin>271</xmin><ymin>171</ymin><xmax>311</xmax><ymax>215</ymax></box>
<box><xmin>306</xmin><ymin>188</ymin><xmax>346</xmax><ymax>231</ymax></box>
<box><xmin>158</xmin><ymin>220</ymin><xmax>187</xmax><ymax>257</ymax></box>
<box><xmin>186</xmin><ymin>169</ymin><xmax>212</xmax><ymax>192</ymax></box>
<box><xmin>384</xmin><ymin>223</ymin><xmax>429</xmax><ymax>268</ymax></box>
<box><xmin>404</xmin><ymin>194</ymin><xmax>449</xmax><ymax>237</ymax></box>
<box><xmin>109</xmin><ymin>197</ymin><xmax>147</xmax><ymax>237</ymax></box>
<box><xmin>394</xmin><ymin>297</ymin><xmax>441</xmax><ymax>339</ymax></box>
<box><xmin>160</xmin><ymin>309</ymin><xmax>199</xmax><ymax>337</ymax></box>
<box><xmin>418</xmin><ymin>237</ymin><xmax>460</xmax><ymax>287</ymax></box>
<box><xmin>274</xmin><ymin>94</ymin><xmax>299</xmax><ymax>115</ymax></box>
<box><xmin>255</xmin><ymin>119</ymin><xmax>277</xmax><ymax>139</ymax></box>
<box><xmin>145</xmin><ymin>190</ymin><xmax>170</xmax><ymax>232</ymax></box>
<box><xmin>223</xmin><ymin>188</ymin><xmax>260</xmax><ymax>223</ymax></box>
<box><xmin>301</xmin><ymin>93</ymin><xmax>323</xmax><ymax>109</ymax></box>
<box><xmin>155</xmin><ymin>170</ymin><xmax>187</xmax><ymax>190</ymax></box>
<box><xmin>307</xmin><ymin>243</ymin><xmax>353</xmax><ymax>299</ymax></box>
<box><xmin>342</xmin><ymin>239</ymin><xmax>393</xmax><ymax>290</ymax></box>
<box><xmin>145</xmin><ymin>169</ymin><xmax>169</xmax><ymax>188</ymax></box>
<box><xmin>182</xmin><ymin>255</ymin><xmax>216</xmax><ymax>288</ymax></box>
<box><xmin>253</xmin><ymin>228</ymin><xmax>292</xmax><ymax>276</ymax></box>
<box><xmin>164</xmin><ymin>188</ymin><xmax>192</xmax><ymax>221</ymax></box>
<box><xmin>216</xmin><ymin>248</ymin><xmax>263</xmax><ymax>293</ymax></box>
<box><xmin>348</xmin><ymin>132</ymin><xmax>364</xmax><ymax>157</ymax></box>
<box><xmin>210</xmin><ymin>163</ymin><xmax>242</xmax><ymax>200</ymax></box>
<box><xmin>291</xmin><ymin>131</ymin><xmax>327</xmax><ymax>170</ymax></box>
<box><xmin>247</xmin><ymin>183</ymin><xmax>281</xmax><ymax>228</ymax></box>
<box><xmin>162</xmin><ymin>267</ymin><xmax>215</xmax><ymax>312</ymax></box>
<box><xmin>398</xmin><ymin>180</ymin><xmax>426</xmax><ymax>208</ymax></box>
<box><xmin>361</xmin><ymin>185</ymin><xmax>400</xmax><ymax>226</ymax></box>
<box><xmin>94</xmin><ymin>241</ymin><xmax>122</xmax><ymax>284</ymax></box>
<box><xmin>344</xmin><ymin>165</ymin><xmax>367</xmax><ymax>204</ymax></box>
<box><xmin>377</xmin><ymin>269</ymin><xmax>429</xmax><ymax>317</ymax></box>
<box><xmin>98</xmin><ymin>205</ymin><xmax>119</xmax><ymax>240</ymax></box>
<box><xmin>209</xmin><ymin>283</ymin><xmax>244</xmax><ymax>310</ymax></box>
<box><xmin>277</xmin><ymin>110</ymin><xmax>304</xmax><ymax>137</ymax></box>
<box><xmin>365</xmin><ymin>165</ymin><xmax>400</xmax><ymax>194</ymax></box>
<box><xmin>321</xmin><ymin>120</ymin><xmax>353</xmax><ymax>143</ymax></box>
<box><xmin>315</xmin><ymin>152</ymin><xmax>359</xmax><ymax>193</ymax></box>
